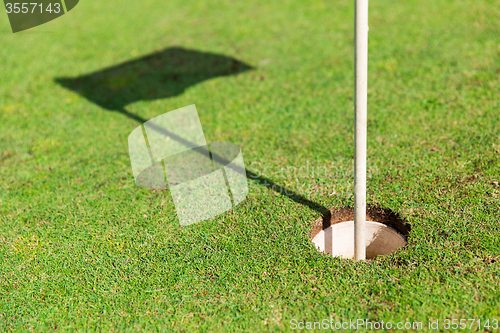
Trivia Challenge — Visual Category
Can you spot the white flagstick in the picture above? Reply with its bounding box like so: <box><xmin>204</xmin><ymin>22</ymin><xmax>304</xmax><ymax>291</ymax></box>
<box><xmin>354</xmin><ymin>0</ymin><xmax>368</xmax><ymax>260</ymax></box>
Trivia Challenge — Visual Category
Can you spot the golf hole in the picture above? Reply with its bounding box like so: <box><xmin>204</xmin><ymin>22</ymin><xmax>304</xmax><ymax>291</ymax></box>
<box><xmin>310</xmin><ymin>207</ymin><xmax>410</xmax><ymax>260</ymax></box>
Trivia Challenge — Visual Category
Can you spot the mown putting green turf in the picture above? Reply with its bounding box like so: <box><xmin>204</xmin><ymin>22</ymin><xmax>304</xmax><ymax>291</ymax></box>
<box><xmin>1</xmin><ymin>0</ymin><xmax>499</xmax><ymax>331</ymax></box>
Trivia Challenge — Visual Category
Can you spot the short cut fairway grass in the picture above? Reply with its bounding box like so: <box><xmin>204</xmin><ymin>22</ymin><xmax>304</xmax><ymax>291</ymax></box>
<box><xmin>1</xmin><ymin>0</ymin><xmax>500</xmax><ymax>331</ymax></box>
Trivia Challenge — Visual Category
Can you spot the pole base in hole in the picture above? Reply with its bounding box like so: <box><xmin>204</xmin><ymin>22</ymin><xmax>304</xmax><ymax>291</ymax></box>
<box><xmin>312</xmin><ymin>221</ymin><xmax>406</xmax><ymax>259</ymax></box>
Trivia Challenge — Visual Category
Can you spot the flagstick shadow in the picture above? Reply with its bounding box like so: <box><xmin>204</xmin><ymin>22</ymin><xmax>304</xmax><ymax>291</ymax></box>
<box><xmin>114</xmin><ymin>106</ymin><xmax>330</xmax><ymax>217</ymax></box>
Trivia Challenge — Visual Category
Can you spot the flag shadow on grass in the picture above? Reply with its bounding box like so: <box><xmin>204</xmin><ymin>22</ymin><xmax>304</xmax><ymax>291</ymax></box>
<box><xmin>55</xmin><ymin>47</ymin><xmax>253</xmax><ymax>111</ymax></box>
<box><xmin>55</xmin><ymin>46</ymin><xmax>330</xmax><ymax>218</ymax></box>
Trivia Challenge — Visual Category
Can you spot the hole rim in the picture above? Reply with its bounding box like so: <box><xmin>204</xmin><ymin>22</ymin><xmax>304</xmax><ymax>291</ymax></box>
<box><xmin>309</xmin><ymin>205</ymin><xmax>411</xmax><ymax>242</ymax></box>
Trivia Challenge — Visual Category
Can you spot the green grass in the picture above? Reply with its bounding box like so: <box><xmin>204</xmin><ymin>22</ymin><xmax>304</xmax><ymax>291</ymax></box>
<box><xmin>1</xmin><ymin>0</ymin><xmax>500</xmax><ymax>331</ymax></box>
